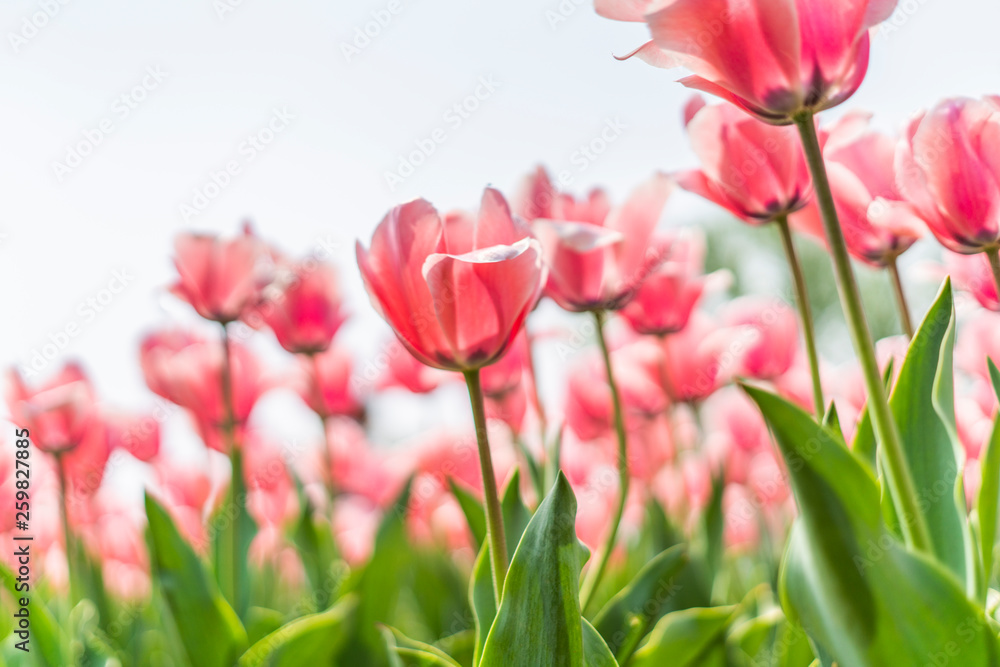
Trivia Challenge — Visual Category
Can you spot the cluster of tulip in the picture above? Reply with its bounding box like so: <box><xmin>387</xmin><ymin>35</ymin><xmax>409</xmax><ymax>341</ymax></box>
<box><xmin>6</xmin><ymin>0</ymin><xmax>1000</xmax><ymax>664</ymax></box>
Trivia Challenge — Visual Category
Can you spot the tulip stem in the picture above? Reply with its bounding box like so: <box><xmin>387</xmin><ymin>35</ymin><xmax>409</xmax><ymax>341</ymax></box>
<box><xmin>794</xmin><ymin>112</ymin><xmax>931</xmax><ymax>553</ymax></box>
<box><xmin>580</xmin><ymin>309</ymin><xmax>630</xmax><ymax>613</ymax></box>
<box><xmin>55</xmin><ymin>454</ymin><xmax>78</xmax><ymax>607</ymax></box>
<box><xmin>887</xmin><ymin>256</ymin><xmax>914</xmax><ymax>338</ymax></box>
<box><xmin>464</xmin><ymin>369</ymin><xmax>508</xmax><ymax>605</ymax></box>
<box><xmin>775</xmin><ymin>214</ymin><xmax>826</xmax><ymax>418</ymax></box>
<box><xmin>987</xmin><ymin>247</ymin><xmax>1000</xmax><ymax>306</ymax></box>
<box><xmin>220</xmin><ymin>325</ymin><xmax>250</xmax><ymax>619</ymax></box>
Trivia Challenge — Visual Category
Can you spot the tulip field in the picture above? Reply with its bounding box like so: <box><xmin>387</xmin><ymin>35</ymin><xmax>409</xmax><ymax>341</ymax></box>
<box><xmin>6</xmin><ymin>0</ymin><xmax>1000</xmax><ymax>665</ymax></box>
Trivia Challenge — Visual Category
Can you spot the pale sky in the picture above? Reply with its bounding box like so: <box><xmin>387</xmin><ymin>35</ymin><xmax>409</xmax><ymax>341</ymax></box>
<box><xmin>1</xmin><ymin>0</ymin><xmax>998</xmax><ymax>463</ymax></box>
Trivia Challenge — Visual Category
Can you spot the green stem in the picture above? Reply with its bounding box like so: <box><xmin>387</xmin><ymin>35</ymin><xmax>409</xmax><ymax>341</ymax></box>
<box><xmin>887</xmin><ymin>256</ymin><xmax>914</xmax><ymax>338</ymax></box>
<box><xmin>775</xmin><ymin>214</ymin><xmax>826</xmax><ymax>418</ymax></box>
<box><xmin>793</xmin><ymin>113</ymin><xmax>931</xmax><ymax>553</ymax></box>
<box><xmin>464</xmin><ymin>369</ymin><xmax>508</xmax><ymax>605</ymax></box>
<box><xmin>220</xmin><ymin>325</ymin><xmax>249</xmax><ymax>618</ymax></box>
<box><xmin>986</xmin><ymin>247</ymin><xmax>1000</xmax><ymax>307</ymax></box>
<box><xmin>579</xmin><ymin>310</ymin><xmax>630</xmax><ymax>613</ymax></box>
<box><xmin>55</xmin><ymin>454</ymin><xmax>78</xmax><ymax>605</ymax></box>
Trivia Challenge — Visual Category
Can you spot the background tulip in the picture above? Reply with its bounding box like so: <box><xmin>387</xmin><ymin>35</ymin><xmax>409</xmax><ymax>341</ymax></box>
<box><xmin>257</xmin><ymin>260</ymin><xmax>348</xmax><ymax>355</ymax></box>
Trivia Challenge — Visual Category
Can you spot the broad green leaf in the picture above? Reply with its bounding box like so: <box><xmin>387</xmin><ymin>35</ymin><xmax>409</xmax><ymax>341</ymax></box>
<box><xmin>245</xmin><ymin>607</ymin><xmax>285</xmax><ymax>645</ymax></box>
<box><xmin>746</xmin><ymin>385</ymin><xmax>1000</xmax><ymax>666</ymax></box>
<box><xmin>592</xmin><ymin>545</ymin><xmax>688</xmax><ymax>660</ymax></box>
<box><xmin>449</xmin><ymin>480</ymin><xmax>487</xmax><ymax>550</ymax></box>
<box><xmin>238</xmin><ymin>594</ymin><xmax>357</xmax><ymax>666</ymax></box>
<box><xmin>629</xmin><ymin>606</ymin><xmax>735</xmax><ymax>666</ymax></box>
<box><xmin>479</xmin><ymin>473</ymin><xmax>591</xmax><ymax>666</ymax></box>
<box><xmin>822</xmin><ymin>403</ymin><xmax>845</xmax><ymax>448</ymax></box>
<box><xmin>384</xmin><ymin>627</ymin><xmax>462</xmax><ymax>667</ymax></box>
<box><xmin>582</xmin><ymin>618</ymin><xmax>618</xmax><ymax>667</ymax></box>
<box><xmin>145</xmin><ymin>493</ymin><xmax>247</xmax><ymax>667</ymax></box>
<box><xmin>290</xmin><ymin>473</ymin><xmax>338</xmax><ymax>610</ymax></box>
<box><xmin>434</xmin><ymin>630</ymin><xmax>475</xmax><ymax>667</ymax></box>
<box><xmin>211</xmin><ymin>447</ymin><xmax>257</xmax><ymax>619</ymax></box>
<box><xmin>0</xmin><ymin>562</ymin><xmax>64</xmax><ymax>667</ymax></box>
<box><xmin>500</xmin><ymin>469</ymin><xmax>532</xmax><ymax>552</ymax></box>
<box><xmin>703</xmin><ymin>473</ymin><xmax>725</xmax><ymax>588</ymax></box>
<box><xmin>978</xmin><ymin>359</ymin><xmax>1000</xmax><ymax>590</ymax></box>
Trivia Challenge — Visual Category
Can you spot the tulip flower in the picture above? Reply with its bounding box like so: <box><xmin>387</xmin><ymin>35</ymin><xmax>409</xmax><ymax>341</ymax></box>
<box><xmin>255</xmin><ymin>259</ymin><xmax>348</xmax><ymax>355</ymax></box>
<box><xmin>946</xmin><ymin>252</ymin><xmax>1000</xmax><ymax>312</ymax></box>
<box><xmin>597</xmin><ymin>0</ymin><xmax>898</xmax><ymax>124</ymax></box>
<box><xmin>6</xmin><ymin>364</ymin><xmax>95</xmax><ymax>454</ymax></box>
<box><xmin>294</xmin><ymin>344</ymin><xmax>363</xmax><ymax>421</ymax></box>
<box><xmin>619</xmin><ymin>228</ymin><xmax>722</xmax><ymax>336</ymax></box>
<box><xmin>678</xmin><ymin>95</ymin><xmax>825</xmax><ymax>415</ymax></box>
<box><xmin>358</xmin><ymin>188</ymin><xmax>545</xmax><ymax>602</ymax></box>
<box><xmin>140</xmin><ymin>330</ymin><xmax>268</xmax><ymax>452</ymax></box>
<box><xmin>377</xmin><ymin>342</ymin><xmax>458</xmax><ymax>394</ymax></box>
<box><xmin>169</xmin><ymin>224</ymin><xmax>275</xmax><ymax>324</ymax></box>
<box><xmin>530</xmin><ymin>172</ymin><xmax>673</xmax><ymax>312</ymax></box>
<box><xmin>722</xmin><ymin>296</ymin><xmax>799</xmax><ymax>381</ymax></box>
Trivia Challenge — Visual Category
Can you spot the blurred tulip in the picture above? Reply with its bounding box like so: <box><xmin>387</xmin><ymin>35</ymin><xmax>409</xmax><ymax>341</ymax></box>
<box><xmin>294</xmin><ymin>345</ymin><xmax>363</xmax><ymax>420</ymax></box>
<box><xmin>946</xmin><ymin>252</ymin><xmax>1000</xmax><ymax>312</ymax></box>
<box><xmin>357</xmin><ymin>189</ymin><xmax>544</xmax><ymax>371</ymax></box>
<box><xmin>677</xmin><ymin>97</ymin><xmax>812</xmax><ymax>222</ymax></box>
<box><xmin>792</xmin><ymin>112</ymin><xmax>923</xmax><ymax>266</ymax></box>
<box><xmin>257</xmin><ymin>259</ymin><xmax>348</xmax><ymax>354</ymax></box>
<box><xmin>722</xmin><ymin>296</ymin><xmax>799</xmax><ymax>380</ymax></box>
<box><xmin>658</xmin><ymin>313</ymin><xmax>756</xmax><ymax>403</ymax></box>
<box><xmin>597</xmin><ymin>0</ymin><xmax>898</xmax><ymax>124</ymax></box>
<box><xmin>140</xmin><ymin>330</ymin><xmax>269</xmax><ymax>452</ymax></box>
<box><xmin>6</xmin><ymin>364</ymin><xmax>96</xmax><ymax>453</ymax></box>
<box><xmin>376</xmin><ymin>341</ymin><xmax>458</xmax><ymax>394</ymax></box>
<box><xmin>620</xmin><ymin>229</ymin><xmax>721</xmax><ymax>336</ymax></box>
<box><xmin>896</xmin><ymin>97</ymin><xmax>1000</xmax><ymax>255</ymax></box>
<box><xmin>170</xmin><ymin>224</ymin><xmax>275</xmax><ymax>323</ymax></box>
<box><xmin>151</xmin><ymin>455</ymin><xmax>222</xmax><ymax>551</ymax></box>
<box><xmin>532</xmin><ymin>173</ymin><xmax>673</xmax><ymax>312</ymax></box>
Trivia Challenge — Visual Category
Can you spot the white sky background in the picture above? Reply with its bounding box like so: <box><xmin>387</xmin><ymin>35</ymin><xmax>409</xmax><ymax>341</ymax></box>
<box><xmin>0</xmin><ymin>0</ymin><xmax>999</xmax><ymax>472</ymax></box>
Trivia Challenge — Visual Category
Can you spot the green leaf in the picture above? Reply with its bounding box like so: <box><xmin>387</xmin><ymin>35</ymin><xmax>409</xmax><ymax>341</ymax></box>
<box><xmin>145</xmin><ymin>492</ymin><xmax>247</xmax><ymax>667</ymax></box>
<box><xmin>479</xmin><ymin>473</ymin><xmax>593</xmax><ymax>667</ymax></box>
<box><xmin>449</xmin><ymin>480</ymin><xmax>487</xmax><ymax>551</ymax></box>
<box><xmin>850</xmin><ymin>359</ymin><xmax>894</xmax><ymax>471</ymax></box>
<box><xmin>822</xmin><ymin>402</ymin><xmax>845</xmax><ymax>447</ymax></box>
<box><xmin>500</xmin><ymin>470</ymin><xmax>532</xmax><ymax>552</ymax></box>
<box><xmin>746</xmin><ymin>385</ymin><xmax>1000</xmax><ymax>666</ymax></box>
<box><xmin>384</xmin><ymin>626</ymin><xmax>462</xmax><ymax>667</ymax></box>
<box><xmin>629</xmin><ymin>606</ymin><xmax>735</xmax><ymax>666</ymax></box>
<box><xmin>978</xmin><ymin>359</ymin><xmax>1000</xmax><ymax>590</ymax></box>
<box><xmin>245</xmin><ymin>607</ymin><xmax>285</xmax><ymax>646</ymax></box>
<box><xmin>211</xmin><ymin>447</ymin><xmax>257</xmax><ymax>619</ymax></box>
<box><xmin>238</xmin><ymin>594</ymin><xmax>357</xmax><ymax>666</ymax></box>
<box><xmin>290</xmin><ymin>473</ymin><xmax>338</xmax><ymax>610</ymax></box>
<box><xmin>582</xmin><ymin>618</ymin><xmax>618</xmax><ymax>667</ymax></box>
<box><xmin>591</xmin><ymin>545</ymin><xmax>688</xmax><ymax>660</ymax></box>
<box><xmin>0</xmin><ymin>562</ymin><xmax>64</xmax><ymax>667</ymax></box>
<box><xmin>512</xmin><ymin>436</ymin><xmax>546</xmax><ymax>502</ymax></box>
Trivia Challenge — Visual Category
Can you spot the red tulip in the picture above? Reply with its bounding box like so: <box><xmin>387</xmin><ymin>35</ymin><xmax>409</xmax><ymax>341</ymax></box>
<box><xmin>620</xmin><ymin>228</ymin><xmax>720</xmax><ymax>335</ymax></box>
<box><xmin>896</xmin><ymin>97</ymin><xmax>1000</xmax><ymax>254</ymax></box>
<box><xmin>140</xmin><ymin>330</ymin><xmax>269</xmax><ymax>451</ymax></box>
<box><xmin>257</xmin><ymin>259</ymin><xmax>348</xmax><ymax>355</ymax></box>
<box><xmin>791</xmin><ymin>112</ymin><xmax>923</xmax><ymax>266</ymax></box>
<box><xmin>6</xmin><ymin>364</ymin><xmax>96</xmax><ymax>454</ymax></box>
<box><xmin>170</xmin><ymin>224</ymin><xmax>275</xmax><ymax>323</ymax></box>
<box><xmin>597</xmin><ymin>0</ymin><xmax>898</xmax><ymax>123</ymax></box>
<box><xmin>532</xmin><ymin>172</ymin><xmax>674</xmax><ymax>312</ymax></box>
<box><xmin>376</xmin><ymin>342</ymin><xmax>458</xmax><ymax>394</ymax></box>
<box><xmin>294</xmin><ymin>345</ymin><xmax>363</xmax><ymax>420</ymax></box>
<box><xmin>357</xmin><ymin>189</ymin><xmax>544</xmax><ymax>371</ymax></box>
<box><xmin>677</xmin><ymin>96</ymin><xmax>813</xmax><ymax>223</ymax></box>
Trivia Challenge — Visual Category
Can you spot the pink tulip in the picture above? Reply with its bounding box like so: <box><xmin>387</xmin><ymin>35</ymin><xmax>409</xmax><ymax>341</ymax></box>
<box><xmin>896</xmin><ymin>96</ymin><xmax>1000</xmax><ymax>254</ymax></box>
<box><xmin>722</xmin><ymin>295</ymin><xmax>799</xmax><ymax>380</ymax></box>
<box><xmin>956</xmin><ymin>310</ymin><xmax>1000</xmax><ymax>415</ymax></box>
<box><xmin>294</xmin><ymin>345</ymin><xmax>363</xmax><ymax>420</ymax></box>
<box><xmin>946</xmin><ymin>252</ymin><xmax>1000</xmax><ymax>311</ymax></box>
<box><xmin>597</xmin><ymin>0</ymin><xmax>898</xmax><ymax>123</ymax></box>
<box><xmin>377</xmin><ymin>342</ymin><xmax>458</xmax><ymax>394</ymax></box>
<box><xmin>170</xmin><ymin>224</ymin><xmax>275</xmax><ymax>323</ymax></box>
<box><xmin>723</xmin><ymin>484</ymin><xmax>760</xmax><ymax>552</ymax></box>
<box><xmin>791</xmin><ymin>112</ymin><xmax>923</xmax><ymax>266</ymax></box>
<box><xmin>151</xmin><ymin>455</ymin><xmax>224</xmax><ymax>551</ymax></box>
<box><xmin>140</xmin><ymin>330</ymin><xmax>269</xmax><ymax>451</ymax></box>
<box><xmin>658</xmin><ymin>313</ymin><xmax>757</xmax><ymax>403</ymax></box>
<box><xmin>6</xmin><ymin>364</ymin><xmax>96</xmax><ymax>453</ymax></box>
<box><xmin>677</xmin><ymin>97</ymin><xmax>813</xmax><ymax>223</ymax></box>
<box><xmin>516</xmin><ymin>166</ymin><xmax>611</xmax><ymax>225</ymax></box>
<box><xmin>256</xmin><ymin>259</ymin><xmax>348</xmax><ymax>354</ymax></box>
<box><xmin>357</xmin><ymin>189</ymin><xmax>545</xmax><ymax>371</ymax></box>
<box><xmin>620</xmin><ymin>229</ymin><xmax>720</xmax><ymax>335</ymax></box>
<box><xmin>532</xmin><ymin>173</ymin><xmax>673</xmax><ymax>312</ymax></box>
